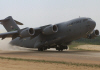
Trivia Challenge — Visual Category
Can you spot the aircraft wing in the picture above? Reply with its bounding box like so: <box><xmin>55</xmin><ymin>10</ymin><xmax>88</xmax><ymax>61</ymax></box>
<box><xmin>0</xmin><ymin>23</ymin><xmax>57</xmax><ymax>40</ymax></box>
<box><xmin>0</xmin><ymin>31</ymin><xmax>18</xmax><ymax>40</ymax></box>
<box><xmin>0</xmin><ymin>16</ymin><xmax>57</xmax><ymax>40</ymax></box>
<box><xmin>0</xmin><ymin>27</ymin><xmax>43</xmax><ymax>40</ymax></box>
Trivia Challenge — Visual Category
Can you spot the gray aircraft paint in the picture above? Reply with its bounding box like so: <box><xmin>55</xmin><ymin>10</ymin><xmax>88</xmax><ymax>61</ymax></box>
<box><xmin>1</xmin><ymin>16</ymin><xmax>20</xmax><ymax>32</ymax></box>
<box><xmin>10</xmin><ymin>17</ymin><xmax>96</xmax><ymax>48</ymax></box>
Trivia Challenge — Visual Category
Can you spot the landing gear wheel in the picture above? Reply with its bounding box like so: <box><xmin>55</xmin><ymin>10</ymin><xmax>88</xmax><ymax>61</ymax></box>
<box><xmin>56</xmin><ymin>45</ymin><xmax>64</xmax><ymax>51</ymax></box>
<box><xmin>56</xmin><ymin>45</ymin><xmax>69</xmax><ymax>51</ymax></box>
<box><xmin>61</xmin><ymin>49</ymin><xmax>63</xmax><ymax>51</ymax></box>
<box><xmin>58</xmin><ymin>49</ymin><xmax>63</xmax><ymax>51</ymax></box>
<box><xmin>38</xmin><ymin>47</ymin><xmax>47</xmax><ymax>51</ymax></box>
<box><xmin>38</xmin><ymin>48</ymin><xmax>43</xmax><ymax>51</ymax></box>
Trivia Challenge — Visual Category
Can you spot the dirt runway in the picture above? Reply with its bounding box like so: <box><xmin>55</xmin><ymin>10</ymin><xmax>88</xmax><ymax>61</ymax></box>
<box><xmin>0</xmin><ymin>49</ymin><xmax>100</xmax><ymax>64</ymax></box>
<box><xmin>0</xmin><ymin>38</ymin><xmax>100</xmax><ymax>65</ymax></box>
<box><xmin>0</xmin><ymin>49</ymin><xmax>100</xmax><ymax>70</ymax></box>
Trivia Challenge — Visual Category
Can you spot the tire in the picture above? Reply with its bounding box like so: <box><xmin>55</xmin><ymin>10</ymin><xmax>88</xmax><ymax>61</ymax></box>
<box><xmin>38</xmin><ymin>48</ymin><xmax>43</xmax><ymax>51</ymax></box>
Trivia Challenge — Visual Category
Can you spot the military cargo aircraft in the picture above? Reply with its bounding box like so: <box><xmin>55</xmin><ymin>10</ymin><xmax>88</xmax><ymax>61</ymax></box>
<box><xmin>0</xmin><ymin>16</ymin><xmax>99</xmax><ymax>51</ymax></box>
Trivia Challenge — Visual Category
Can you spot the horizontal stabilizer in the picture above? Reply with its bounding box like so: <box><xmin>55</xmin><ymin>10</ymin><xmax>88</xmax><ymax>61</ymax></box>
<box><xmin>0</xmin><ymin>19</ymin><xmax>9</xmax><ymax>22</ymax></box>
<box><xmin>14</xmin><ymin>20</ymin><xmax>23</xmax><ymax>25</ymax></box>
<box><xmin>0</xmin><ymin>19</ymin><xmax>23</xmax><ymax>25</ymax></box>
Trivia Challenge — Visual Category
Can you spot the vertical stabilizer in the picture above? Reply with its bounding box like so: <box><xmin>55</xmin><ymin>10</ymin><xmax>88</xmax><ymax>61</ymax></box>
<box><xmin>1</xmin><ymin>16</ymin><xmax>20</xmax><ymax>32</ymax></box>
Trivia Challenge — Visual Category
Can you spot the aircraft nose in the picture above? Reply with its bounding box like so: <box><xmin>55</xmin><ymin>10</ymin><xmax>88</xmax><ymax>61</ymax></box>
<box><xmin>87</xmin><ymin>20</ymin><xmax>96</xmax><ymax>28</ymax></box>
<box><xmin>91</xmin><ymin>21</ymin><xmax>96</xmax><ymax>27</ymax></box>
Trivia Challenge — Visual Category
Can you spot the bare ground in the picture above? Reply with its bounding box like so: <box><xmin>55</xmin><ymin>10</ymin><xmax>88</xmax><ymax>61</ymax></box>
<box><xmin>75</xmin><ymin>45</ymin><xmax>100</xmax><ymax>51</ymax></box>
<box><xmin>0</xmin><ymin>59</ymin><xmax>100</xmax><ymax>70</ymax></box>
<box><xmin>0</xmin><ymin>38</ymin><xmax>100</xmax><ymax>70</ymax></box>
<box><xmin>0</xmin><ymin>50</ymin><xmax>100</xmax><ymax>70</ymax></box>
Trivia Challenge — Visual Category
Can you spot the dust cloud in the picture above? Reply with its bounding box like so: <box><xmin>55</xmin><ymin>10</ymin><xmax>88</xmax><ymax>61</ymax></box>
<box><xmin>0</xmin><ymin>30</ymin><xmax>29</xmax><ymax>51</ymax></box>
<box><xmin>0</xmin><ymin>38</ymin><xmax>28</xmax><ymax>51</ymax></box>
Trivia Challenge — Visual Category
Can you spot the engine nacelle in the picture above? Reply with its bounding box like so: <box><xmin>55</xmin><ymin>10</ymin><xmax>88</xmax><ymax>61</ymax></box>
<box><xmin>42</xmin><ymin>25</ymin><xmax>58</xmax><ymax>35</ymax></box>
<box><xmin>88</xmin><ymin>30</ymin><xmax>99</xmax><ymax>39</ymax></box>
<box><xmin>20</xmin><ymin>28</ymin><xmax>35</xmax><ymax>38</ymax></box>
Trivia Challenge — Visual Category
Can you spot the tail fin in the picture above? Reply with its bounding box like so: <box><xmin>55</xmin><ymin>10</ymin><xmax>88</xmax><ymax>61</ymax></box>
<box><xmin>0</xmin><ymin>16</ymin><xmax>23</xmax><ymax>32</ymax></box>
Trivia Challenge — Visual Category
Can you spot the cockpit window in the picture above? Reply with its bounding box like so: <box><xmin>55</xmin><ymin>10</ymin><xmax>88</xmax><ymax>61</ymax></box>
<box><xmin>83</xmin><ymin>19</ymin><xmax>88</xmax><ymax>22</ymax></box>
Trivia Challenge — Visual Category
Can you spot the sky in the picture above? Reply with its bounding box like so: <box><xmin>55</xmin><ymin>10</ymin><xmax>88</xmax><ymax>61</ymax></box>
<box><xmin>0</xmin><ymin>0</ymin><xmax>100</xmax><ymax>31</ymax></box>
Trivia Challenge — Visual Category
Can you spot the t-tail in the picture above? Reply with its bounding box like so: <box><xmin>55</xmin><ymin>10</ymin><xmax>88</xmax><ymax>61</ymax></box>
<box><xmin>0</xmin><ymin>16</ymin><xmax>23</xmax><ymax>32</ymax></box>
<box><xmin>0</xmin><ymin>16</ymin><xmax>37</xmax><ymax>40</ymax></box>
<box><xmin>0</xmin><ymin>16</ymin><xmax>24</xmax><ymax>40</ymax></box>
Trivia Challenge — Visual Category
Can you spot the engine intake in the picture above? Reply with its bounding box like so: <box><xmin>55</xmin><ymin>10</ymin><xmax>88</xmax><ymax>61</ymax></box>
<box><xmin>88</xmin><ymin>30</ymin><xmax>99</xmax><ymax>39</ymax></box>
<box><xmin>20</xmin><ymin>28</ymin><xmax>35</xmax><ymax>38</ymax></box>
<box><xmin>42</xmin><ymin>25</ymin><xmax>58</xmax><ymax>35</ymax></box>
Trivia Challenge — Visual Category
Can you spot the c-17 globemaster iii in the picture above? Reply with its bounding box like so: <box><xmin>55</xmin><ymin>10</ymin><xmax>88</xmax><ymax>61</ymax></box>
<box><xmin>0</xmin><ymin>16</ymin><xmax>99</xmax><ymax>51</ymax></box>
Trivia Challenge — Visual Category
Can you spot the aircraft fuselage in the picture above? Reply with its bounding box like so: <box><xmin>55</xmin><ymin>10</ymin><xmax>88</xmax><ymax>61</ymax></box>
<box><xmin>10</xmin><ymin>17</ymin><xmax>96</xmax><ymax>48</ymax></box>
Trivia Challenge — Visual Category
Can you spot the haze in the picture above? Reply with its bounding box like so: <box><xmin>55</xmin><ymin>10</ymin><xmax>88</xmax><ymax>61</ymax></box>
<box><xmin>0</xmin><ymin>0</ymin><xmax>100</xmax><ymax>31</ymax></box>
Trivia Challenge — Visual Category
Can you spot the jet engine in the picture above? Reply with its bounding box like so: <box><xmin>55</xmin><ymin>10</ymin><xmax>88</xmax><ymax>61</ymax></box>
<box><xmin>20</xmin><ymin>28</ymin><xmax>35</xmax><ymax>38</ymax></box>
<box><xmin>42</xmin><ymin>25</ymin><xmax>58</xmax><ymax>35</ymax></box>
<box><xmin>88</xmin><ymin>30</ymin><xmax>99</xmax><ymax>39</ymax></box>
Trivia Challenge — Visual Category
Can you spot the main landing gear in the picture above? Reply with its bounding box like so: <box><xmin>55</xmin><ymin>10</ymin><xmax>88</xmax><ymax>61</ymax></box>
<box><xmin>38</xmin><ymin>45</ymin><xmax>69</xmax><ymax>51</ymax></box>
<box><xmin>38</xmin><ymin>47</ymin><xmax>47</xmax><ymax>51</ymax></box>
<box><xmin>56</xmin><ymin>45</ymin><xmax>69</xmax><ymax>51</ymax></box>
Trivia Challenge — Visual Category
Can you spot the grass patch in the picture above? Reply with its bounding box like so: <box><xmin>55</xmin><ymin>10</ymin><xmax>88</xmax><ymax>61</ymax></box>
<box><xmin>0</xmin><ymin>56</ymin><xmax>100</xmax><ymax>68</ymax></box>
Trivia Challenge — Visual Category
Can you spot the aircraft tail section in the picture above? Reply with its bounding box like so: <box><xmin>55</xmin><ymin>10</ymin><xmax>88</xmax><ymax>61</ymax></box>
<box><xmin>0</xmin><ymin>16</ymin><xmax>22</xmax><ymax>32</ymax></box>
